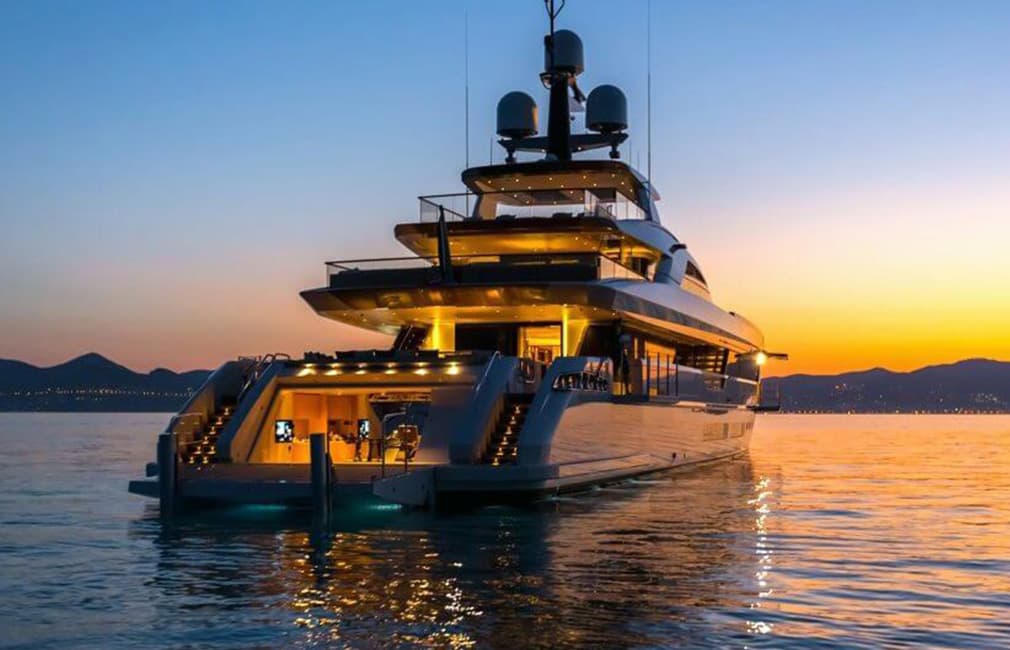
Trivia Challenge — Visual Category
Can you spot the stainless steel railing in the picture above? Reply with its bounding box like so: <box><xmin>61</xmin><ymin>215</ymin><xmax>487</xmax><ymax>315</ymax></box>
<box><xmin>417</xmin><ymin>189</ymin><xmax>648</xmax><ymax>222</ymax></box>
<box><xmin>324</xmin><ymin>252</ymin><xmax>646</xmax><ymax>283</ymax></box>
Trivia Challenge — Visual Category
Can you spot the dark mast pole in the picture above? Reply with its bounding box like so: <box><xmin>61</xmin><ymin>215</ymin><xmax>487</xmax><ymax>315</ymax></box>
<box><xmin>545</xmin><ymin>0</ymin><xmax>571</xmax><ymax>161</ymax></box>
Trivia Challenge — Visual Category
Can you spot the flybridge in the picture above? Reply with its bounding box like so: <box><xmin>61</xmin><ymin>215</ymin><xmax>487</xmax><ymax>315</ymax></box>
<box><xmin>457</xmin><ymin>159</ymin><xmax>658</xmax><ymax>222</ymax></box>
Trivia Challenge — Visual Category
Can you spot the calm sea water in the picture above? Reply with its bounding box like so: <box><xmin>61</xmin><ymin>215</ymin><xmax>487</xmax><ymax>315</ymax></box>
<box><xmin>0</xmin><ymin>414</ymin><xmax>1008</xmax><ymax>649</ymax></box>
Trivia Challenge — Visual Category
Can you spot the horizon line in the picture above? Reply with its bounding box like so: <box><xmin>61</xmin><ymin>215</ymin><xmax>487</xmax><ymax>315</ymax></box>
<box><xmin>4</xmin><ymin>351</ymin><xmax>1009</xmax><ymax>380</ymax></box>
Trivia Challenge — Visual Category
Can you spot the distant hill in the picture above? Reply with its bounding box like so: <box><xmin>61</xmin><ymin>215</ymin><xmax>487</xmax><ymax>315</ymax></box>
<box><xmin>762</xmin><ymin>359</ymin><xmax>1010</xmax><ymax>413</ymax></box>
<box><xmin>0</xmin><ymin>353</ymin><xmax>210</xmax><ymax>412</ymax></box>
<box><xmin>0</xmin><ymin>354</ymin><xmax>1007</xmax><ymax>413</ymax></box>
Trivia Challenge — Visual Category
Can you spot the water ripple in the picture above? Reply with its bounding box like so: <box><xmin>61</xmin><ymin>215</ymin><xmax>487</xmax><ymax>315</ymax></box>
<box><xmin>1</xmin><ymin>413</ymin><xmax>1009</xmax><ymax>648</ymax></box>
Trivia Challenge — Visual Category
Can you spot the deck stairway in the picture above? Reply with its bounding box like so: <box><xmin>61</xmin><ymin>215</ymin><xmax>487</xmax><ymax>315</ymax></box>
<box><xmin>481</xmin><ymin>393</ymin><xmax>533</xmax><ymax>466</ymax></box>
<box><xmin>182</xmin><ymin>405</ymin><xmax>234</xmax><ymax>466</ymax></box>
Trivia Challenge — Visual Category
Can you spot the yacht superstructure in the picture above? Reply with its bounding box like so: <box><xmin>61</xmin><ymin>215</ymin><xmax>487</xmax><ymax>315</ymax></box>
<box><xmin>129</xmin><ymin>5</ymin><xmax>781</xmax><ymax>510</ymax></box>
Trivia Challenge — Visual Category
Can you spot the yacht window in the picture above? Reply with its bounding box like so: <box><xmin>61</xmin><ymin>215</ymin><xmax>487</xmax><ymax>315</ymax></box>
<box><xmin>629</xmin><ymin>257</ymin><xmax>651</xmax><ymax>276</ymax></box>
<box><xmin>685</xmin><ymin>261</ymin><xmax>707</xmax><ymax>286</ymax></box>
<box><xmin>644</xmin><ymin>340</ymin><xmax>677</xmax><ymax>363</ymax></box>
<box><xmin>465</xmin><ymin>188</ymin><xmax>646</xmax><ymax>221</ymax></box>
<box><xmin>677</xmin><ymin>345</ymin><xmax>728</xmax><ymax>375</ymax></box>
<box><xmin>578</xmin><ymin>323</ymin><xmax>620</xmax><ymax>360</ymax></box>
<box><xmin>519</xmin><ymin>324</ymin><xmax>562</xmax><ymax>365</ymax></box>
<box><xmin>456</xmin><ymin>324</ymin><xmax>518</xmax><ymax>355</ymax></box>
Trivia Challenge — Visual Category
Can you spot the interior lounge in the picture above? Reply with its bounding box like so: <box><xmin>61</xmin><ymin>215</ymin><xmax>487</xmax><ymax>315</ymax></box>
<box><xmin>456</xmin><ymin>323</ymin><xmax>566</xmax><ymax>365</ymax></box>
<box><xmin>247</xmin><ymin>388</ymin><xmax>430</xmax><ymax>465</ymax></box>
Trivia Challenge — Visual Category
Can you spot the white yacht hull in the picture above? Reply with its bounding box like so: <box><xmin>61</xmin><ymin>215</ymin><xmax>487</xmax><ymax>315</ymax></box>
<box><xmin>549</xmin><ymin>401</ymin><xmax>754</xmax><ymax>467</ymax></box>
<box><xmin>373</xmin><ymin>399</ymin><xmax>756</xmax><ymax>507</ymax></box>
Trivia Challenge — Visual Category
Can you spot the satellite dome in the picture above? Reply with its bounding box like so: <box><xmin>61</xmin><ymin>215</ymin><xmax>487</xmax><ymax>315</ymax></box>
<box><xmin>544</xmin><ymin>29</ymin><xmax>584</xmax><ymax>75</ymax></box>
<box><xmin>496</xmin><ymin>91</ymin><xmax>538</xmax><ymax>139</ymax></box>
<box><xmin>586</xmin><ymin>85</ymin><xmax>628</xmax><ymax>134</ymax></box>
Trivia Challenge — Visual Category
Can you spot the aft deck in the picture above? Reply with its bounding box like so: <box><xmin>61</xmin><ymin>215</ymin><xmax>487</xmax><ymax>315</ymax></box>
<box><xmin>129</xmin><ymin>461</ymin><xmax>437</xmax><ymax>506</ymax></box>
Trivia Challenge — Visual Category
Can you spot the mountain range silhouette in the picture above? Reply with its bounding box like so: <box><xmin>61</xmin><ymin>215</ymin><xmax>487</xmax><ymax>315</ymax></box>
<box><xmin>1</xmin><ymin>353</ymin><xmax>1007</xmax><ymax>413</ymax></box>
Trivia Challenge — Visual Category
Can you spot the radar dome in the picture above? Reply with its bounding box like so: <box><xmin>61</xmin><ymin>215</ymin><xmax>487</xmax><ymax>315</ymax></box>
<box><xmin>544</xmin><ymin>29</ymin><xmax>584</xmax><ymax>75</ymax></box>
<box><xmin>586</xmin><ymin>85</ymin><xmax>628</xmax><ymax>134</ymax></box>
<box><xmin>496</xmin><ymin>91</ymin><xmax>538</xmax><ymax>139</ymax></box>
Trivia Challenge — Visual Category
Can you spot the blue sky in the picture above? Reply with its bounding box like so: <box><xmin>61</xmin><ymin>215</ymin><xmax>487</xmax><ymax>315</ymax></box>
<box><xmin>1</xmin><ymin>1</ymin><xmax>1008</xmax><ymax>373</ymax></box>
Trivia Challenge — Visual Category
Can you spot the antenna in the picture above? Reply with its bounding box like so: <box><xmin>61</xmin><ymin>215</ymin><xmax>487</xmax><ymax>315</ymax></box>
<box><xmin>464</xmin><ymin>6</ymin><xmax>470</xmax><ymax>169</ymax></box>
<box><xmin>464</xmin><ymin>6</ymin><xmax>470</xmax><ymax>214</ymax></box>
<box><xmin>647</xmin><ymin>0</ymin><xmax>652</xmax><ymax>187</ymax></box>
<box><xmin>495</xmin><ymin>2</ymin><xmax>626</xmax><ymax>164</ymax></box>
<box><xmin>543</xmin><ymin>0</ymin><xmax>576</xmax><ymax>160</ymax></box>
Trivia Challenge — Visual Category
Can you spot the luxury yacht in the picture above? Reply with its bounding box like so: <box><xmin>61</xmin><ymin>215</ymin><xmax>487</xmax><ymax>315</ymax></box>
<box><xmin>130</xmin><ymin>7</ymin><xmax>782</xmax><ymax>510</ymax></box>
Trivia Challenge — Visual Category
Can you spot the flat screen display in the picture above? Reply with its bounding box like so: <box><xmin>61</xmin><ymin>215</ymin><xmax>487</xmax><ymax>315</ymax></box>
<box><xmin>357</xmin><ymin>418</ymin><xmax>371</xmax><ymax>439</ymax></box>
<box><xmin>274</xmin><ymin>420</ymin><xmax>295</xmax><ymax>443</ymax></box>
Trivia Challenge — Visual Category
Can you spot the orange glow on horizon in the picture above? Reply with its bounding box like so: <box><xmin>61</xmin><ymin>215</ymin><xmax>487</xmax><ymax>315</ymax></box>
<box><xmin>2</xmin><ymin>181</ymin><xmax>1007</xmax><ymax>377</ymax></box>
<box><xmin>696</xmin><ymin>179</ymin><xmax>1010</xmax><ymax>376</ymax></box>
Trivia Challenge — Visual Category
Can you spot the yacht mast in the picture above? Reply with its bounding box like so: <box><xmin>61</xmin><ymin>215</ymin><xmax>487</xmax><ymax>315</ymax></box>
<box><xmin>544</xmin><ymin>0</ymin><xmax>571</xmax><ymax>160</ymax></box>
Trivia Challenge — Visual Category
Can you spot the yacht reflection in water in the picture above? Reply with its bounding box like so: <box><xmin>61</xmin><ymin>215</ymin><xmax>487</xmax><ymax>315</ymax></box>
<box><xmin>134</xmin><ymin>458</ymin><xmax>775</xmax><ymax>647</ymax></box>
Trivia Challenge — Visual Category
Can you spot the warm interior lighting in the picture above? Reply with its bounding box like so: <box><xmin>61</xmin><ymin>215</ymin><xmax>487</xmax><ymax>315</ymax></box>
<box><xmin>446</xmin><ymin>363</ymin><xmax>461</xmax><ymax>376</ymax></box>
<box><xmin>415</xmin><ymin>368</ymin><xmax>430</xmax><ymax>376</ymax></box>
<box><xmin>297</xmin><ymin>367</ymin><xmax>317</xmax><ymax>377</ymax></box>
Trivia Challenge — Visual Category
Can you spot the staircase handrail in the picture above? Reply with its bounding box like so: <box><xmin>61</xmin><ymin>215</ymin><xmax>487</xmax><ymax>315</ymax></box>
<box><xmin>448</xmin><ymin>352</ymin><xmax>518</xmax><ymax>464</ymax></box>
<box><xmin>237</xmin><ymin>352</ymin><xmax>290</xmax><ymax>405</ymax></box>
<box><xmin>471</xmin><ymin>350</ymin><xmax>502</xmax><ymax>397</ymax></box>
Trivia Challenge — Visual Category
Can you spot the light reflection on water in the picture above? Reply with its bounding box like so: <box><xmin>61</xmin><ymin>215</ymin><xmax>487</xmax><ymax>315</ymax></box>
<box><xmin>1</xmin><ymin>413</ymin><xmax>1009</xmax><ymax>648</ymax></box>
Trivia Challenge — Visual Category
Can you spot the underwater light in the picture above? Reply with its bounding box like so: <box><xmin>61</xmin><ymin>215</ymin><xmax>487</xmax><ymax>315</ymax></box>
<box><xmin>232</xmin><ymin>504</ymin><xmax>290</xmax><ymax>515</ymax></box>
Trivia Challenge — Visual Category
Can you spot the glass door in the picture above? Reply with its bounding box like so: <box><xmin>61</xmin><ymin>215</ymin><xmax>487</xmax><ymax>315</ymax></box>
<box><xmin>519</xmin><ymin>324</ymin><xmax>562</xmax><ymax>365</ymax></box>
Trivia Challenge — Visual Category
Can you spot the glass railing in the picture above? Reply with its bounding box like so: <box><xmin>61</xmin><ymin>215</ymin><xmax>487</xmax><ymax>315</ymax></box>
<box><xmin>597</xmin><ymin>255</ymin><xmax>645</xmax><ymax>281</ymax></box>
<box><xmin>419</xmin><ymin>195</ymin><xmax>470</xmax><ymax>222</ymax></box>
<box><xmin>324</xmin><ymin>252</ymin><xmax>646</xmax><ymax>284</ymax></box>
<box><xmin>418</xmin><ymin>189</ymin><xmax>648</xmax><ymax>223</ymax></box>
<box><xmin>326</xmin><ymin>256</ymin><xmax>438</xmax><ymax>274</ymax></box>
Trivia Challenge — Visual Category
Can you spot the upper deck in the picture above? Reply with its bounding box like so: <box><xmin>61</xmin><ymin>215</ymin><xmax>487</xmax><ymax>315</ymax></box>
<box><xmin>460</xmin><ymin>159</ymin><xmax>659</xmax><ymax>221</ymax></box>
<box><xmin>395</xmin><ymin>209</ymin><xmax>662</xmax><ymax>264</ymax></box>
<box><xmin>395</xmin><ymin>160</ymin><xmax>668</xmax><ymax>263</ymax></box>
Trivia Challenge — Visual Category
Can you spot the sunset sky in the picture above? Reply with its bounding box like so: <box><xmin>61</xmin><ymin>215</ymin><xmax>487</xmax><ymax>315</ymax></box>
<box><xmin>1</xmin><ymin>1</ymin><xmax>1008</xmax><ymax>376</ymax></box>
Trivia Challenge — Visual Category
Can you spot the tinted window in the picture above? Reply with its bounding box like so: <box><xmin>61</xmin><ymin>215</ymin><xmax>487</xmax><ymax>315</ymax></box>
<box><xmin>685</xmin><ymin>261</ymin><xmax>707</xmax><ymax>285</ymax></box>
